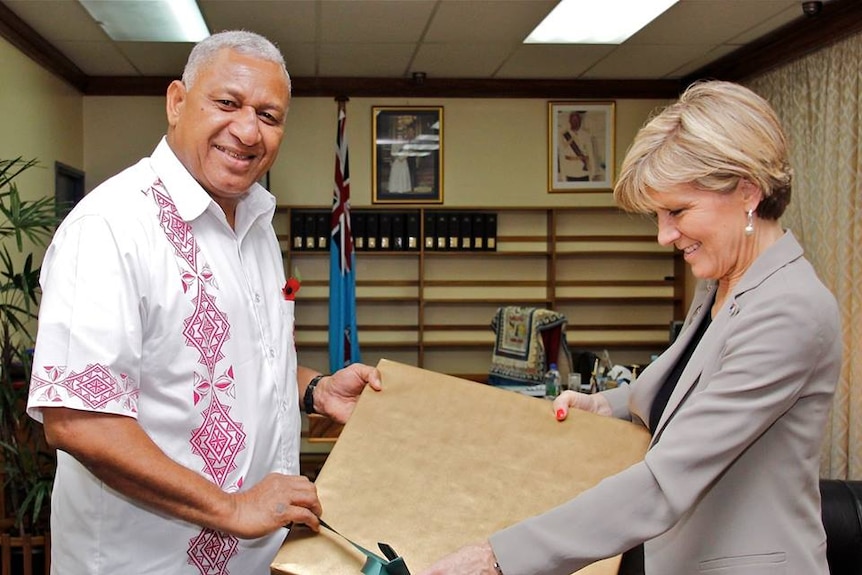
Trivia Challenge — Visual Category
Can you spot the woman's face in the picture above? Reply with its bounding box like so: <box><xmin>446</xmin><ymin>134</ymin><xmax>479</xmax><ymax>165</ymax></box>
<box><xmin>648</xmin><ymin>181</ymin><xmax>757</xmax><ymax>284</ymax></box>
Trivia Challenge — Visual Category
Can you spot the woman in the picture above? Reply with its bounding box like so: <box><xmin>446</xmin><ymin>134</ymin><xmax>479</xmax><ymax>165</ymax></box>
<box><xmin>419</xmin><ymin>81</ymin><xmax>842</xmax><ymax>574</ymax></box>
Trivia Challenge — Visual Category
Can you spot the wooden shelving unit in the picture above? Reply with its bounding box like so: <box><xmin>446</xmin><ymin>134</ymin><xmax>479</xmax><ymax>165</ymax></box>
<box><xmin>275</xmin><ymin>206</ymin><xmax>684</xmax><ymax>382</ymax></box>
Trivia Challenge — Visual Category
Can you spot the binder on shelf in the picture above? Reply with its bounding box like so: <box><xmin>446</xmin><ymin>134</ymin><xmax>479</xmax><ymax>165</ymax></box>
<box><xmin>460</xmin><ymin>213</ymin><xmax>473</xmax><ymax>250</ymax></box>
<box><xmin>391</xmin><ymin>212</ymin><xmax>406</xmax><ymax>251</ymax></box>
<box><xmin>435</xmin><ymin>212</ymin><xmax>449</xmax><ymax>250</ymax></box>
<box><xmin>424</xmin><ymin>211</ymin><xmax>436</xmax><ymax>250</ymax></box>
<box><xmin>366</xmin><ymin>213</ymin><xmax>379</xmax><ymax>250</ymax></box>
<box><xmin>379</xmin><ymin>212</ymin><xmax>393</xmax><ymax>250</ymax></box>
<box><xmin>353</xmin><ymin>211</ymin><xmax>367</xmax><ymax>250</ymax></box>
<box><xmin>303</xmin><ymin>213</ymin><xmax>316</xmax><ymax>250</ymax></box>
<box><xmin>485</xmin><ymin>212</ymin><xmax>497</xmax><ymax>251</ymax></box>
<box><xmin>472</xmin><ymin>213</ymin><xmax>486</xmax><ymax>250</ymax></box>
<box><xmin>406</xmin><ymin>212</ymin><xmax>420</xmax><ymax>250</ymax></box>
<box><xmin>315</xmin><ymin>211</ymin><xmax>329</xmax><ymax>250</ymax></box>
<box><xmin>291</xmin><ymin>210</ymin><xmax>305</xmax><ymax>251</ymax></box>
<box><xmin>448</xmin><ymin>213</ymin><xmax>460</xmax><ymax>250</ymax></box>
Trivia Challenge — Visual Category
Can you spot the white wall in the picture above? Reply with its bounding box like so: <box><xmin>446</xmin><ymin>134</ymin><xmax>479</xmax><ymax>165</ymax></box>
<box><xmin>0</xmin><ymin>36</ymin><xmax>83</xmax><ymax>203</ymax></box>
<box><xmin>83</xmin><ymin>94</ymin><xmax>667</xmax><ymax>209</ymax></box>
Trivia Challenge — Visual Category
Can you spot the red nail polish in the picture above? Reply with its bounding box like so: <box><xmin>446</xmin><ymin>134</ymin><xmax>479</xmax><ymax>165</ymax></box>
<box><xmin>556</xmin><ymin>409</ymin><xmax>565</xmax><ymax>421</ymax></box>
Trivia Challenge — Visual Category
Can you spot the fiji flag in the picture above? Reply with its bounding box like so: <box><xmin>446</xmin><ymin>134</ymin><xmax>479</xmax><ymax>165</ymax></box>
<box><xmin>329</xmin><ymin>99</ymin><xmax>361</xmax><ymax>371</ymax></box>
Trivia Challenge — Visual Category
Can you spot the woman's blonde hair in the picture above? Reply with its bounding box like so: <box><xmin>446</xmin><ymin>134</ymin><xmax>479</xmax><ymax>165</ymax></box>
<box><xmin>614</xmin><ymin>81</ymin><xmax>791</xmax><ymax>220</ymax></box>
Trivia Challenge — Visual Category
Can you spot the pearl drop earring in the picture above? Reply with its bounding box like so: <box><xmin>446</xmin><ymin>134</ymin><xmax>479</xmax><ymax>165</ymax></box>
<box><xmin>744</xmin><ymin>209</ymin><xmax>755</xmax><ymax>236</ymax></box>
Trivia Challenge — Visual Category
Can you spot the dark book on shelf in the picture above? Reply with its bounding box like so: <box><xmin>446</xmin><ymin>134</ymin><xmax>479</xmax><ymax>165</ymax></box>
<box><xmin>485</xmin><ymin>212</ymin><xmax>497</xmax><ymax>251</ymax></box>
<box><xmin>315</xmin><ymin>211</ymin><xmax>329</xmax><ymax>250</ymax></box>
<box><xmin>472</xmin><ymin>213</ymin><xmax>486</xmax><ymax>250</ymax></box>
<box><xmin>291</xmin><ymin>210</ymin><xmax>305</xmax><ymax>251</ymax></box>
<box><xmin>391</xmin><ymin>212</ymin><xmax>406</xmax><ymax>251</ymax></box>
<box><xmin>303</xmin><ymin>213</ymin><xmax>317</xmax><ymax>250</ymax></box>
<box><xmin>406</xmin><ymin>212</ymin><xmax>420</xmax><ymax>250</ymax></box>
<box><xmin>435</xmin><ymin>212</ymin><xmax>449</xmax><ymax>250</ymax></box>
<box><xmin>366</xmin><ymin>213</ymin><xmax>379</xmax><ymax>250</ymax></box>
<box><xmin>379</xmin><ymin>212</ymin><xmax>393</xmax><ymax>250</ymax></box>
<box><xmin>460</xmin><ymin>212</ymin><xmax>473</xmax><ymax>250</ymax></box>
<box><xmin>424</xmin><ymin>211</ymin><xmax>436</xmax><ymax>250</ymax></box>
<box><xmin>448</xmin><ymin>213</ymin><xmax>460</xmax><ymax>250</ymax></box>
<box><xmin>353</xmin><ymin>211</ymin><xmax>367</xmax><ymax>250</ymax></box>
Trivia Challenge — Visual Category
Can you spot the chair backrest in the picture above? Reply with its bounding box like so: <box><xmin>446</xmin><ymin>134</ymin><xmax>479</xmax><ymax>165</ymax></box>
<box><xmin>488</xmin><ymin>306</ymin><xmax>571</xmax><ymax>387</ymax></box>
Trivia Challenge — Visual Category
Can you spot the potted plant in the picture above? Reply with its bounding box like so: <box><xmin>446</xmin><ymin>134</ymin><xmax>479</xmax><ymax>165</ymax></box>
<box><xmin>0</xmin><ymin>157</ymin><xmax>59</xmax><ymax>571</ymax></box>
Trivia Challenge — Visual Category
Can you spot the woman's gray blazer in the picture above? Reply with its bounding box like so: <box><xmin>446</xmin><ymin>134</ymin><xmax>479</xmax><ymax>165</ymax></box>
<box><xmin>491</xmin><ymin>231</ymin><xmax>842</xmax><ymax>575</ymax></box>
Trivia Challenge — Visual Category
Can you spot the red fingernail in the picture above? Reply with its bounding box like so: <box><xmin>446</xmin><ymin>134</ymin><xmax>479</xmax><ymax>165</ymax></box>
<box><xmin>556</xmin><ymin>409</ymin><xmax>565</xmax><ymax>421</ymax></box>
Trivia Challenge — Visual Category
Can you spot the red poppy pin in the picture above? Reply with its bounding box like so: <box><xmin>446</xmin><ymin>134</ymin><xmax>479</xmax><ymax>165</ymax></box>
<box><xmin>282</xmin><ymin>277</ymin><xmax>301</xmax><ymax>301</ymax></box>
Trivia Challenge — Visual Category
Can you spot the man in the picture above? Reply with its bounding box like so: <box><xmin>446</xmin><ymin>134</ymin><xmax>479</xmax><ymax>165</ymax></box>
<box><xmin>558</xmin><ymin>110</ymin><xmax>599</xmax><ymax>182</ymax></box>
<box><xmin>27</xmin><ymin>30</ymin><xmax>381</xmax><ymax>574</ymax></box>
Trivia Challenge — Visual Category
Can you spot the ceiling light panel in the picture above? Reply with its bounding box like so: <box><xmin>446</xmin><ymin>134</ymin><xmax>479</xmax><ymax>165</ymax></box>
<box><xmin>525</xmin><ymin>0</ymin><xmax>679</xmax><ymax>44</ymax></box>
<box><xmin>79</xmin><ymin>0</ymin><xmax>209</xmax><ymax>42</ymax></box>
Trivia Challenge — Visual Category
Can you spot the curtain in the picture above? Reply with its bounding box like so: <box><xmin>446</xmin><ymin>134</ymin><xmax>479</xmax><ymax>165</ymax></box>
<box><xmin>748</xmin><ymin>33</ymin><xmax>862</xmax><ymax>480</ymax></box>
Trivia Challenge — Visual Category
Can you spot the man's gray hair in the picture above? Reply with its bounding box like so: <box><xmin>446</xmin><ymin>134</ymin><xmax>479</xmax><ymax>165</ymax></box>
<box><xmin>182</xmin><ymin>30</ymin><xmax>289</xmax><ymax>90</ymax></box>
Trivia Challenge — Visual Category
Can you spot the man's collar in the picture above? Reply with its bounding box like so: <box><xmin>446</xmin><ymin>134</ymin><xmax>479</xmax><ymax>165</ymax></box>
<box><xmin>150</xmin><ymin>137</ymin><xmax>212</xmax><ymax>222</ymax></box>
<box><xmin>150</xmin><ymin>138</ymin><xmax>276</xmax><ymax>230</ymax></box>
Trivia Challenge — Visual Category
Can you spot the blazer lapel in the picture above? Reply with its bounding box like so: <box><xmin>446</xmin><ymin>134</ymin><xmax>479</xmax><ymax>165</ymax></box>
<box><xmin>647</xmin><ymin>231</ymin><xmax>804</xmax><ymax>446</ymax></box>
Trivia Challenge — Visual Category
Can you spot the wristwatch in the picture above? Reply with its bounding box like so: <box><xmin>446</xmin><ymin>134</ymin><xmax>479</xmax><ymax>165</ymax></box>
<box><xmin>304</xmin><ymin>374</ymin><xmax>325</xmax><ymax>415</ymax></box>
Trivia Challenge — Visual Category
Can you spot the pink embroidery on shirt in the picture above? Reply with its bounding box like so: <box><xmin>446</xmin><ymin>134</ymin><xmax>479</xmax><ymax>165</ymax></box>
<box><xmin>147</xmin><ymin>178</ymin><xmax>246</xmax><ymax>575</ymax></box>
<box><xmin>187</xmin><ymin>527</ymin><xmax>239</xmax><ymax>575</ymax></box>
<box><xmin>183</xmin><ymin>289</ymin><xmax>230</xmax><ymax>375</ymax></box>
<box><xmin>30</xmin><ymin>364</ymin><xmax>139</xmax><ymax>412</ymax></box>
<box><xmin>189</xmin><ymin>394</ymin><xmax>247</xmax><ymax>486</ymax></box>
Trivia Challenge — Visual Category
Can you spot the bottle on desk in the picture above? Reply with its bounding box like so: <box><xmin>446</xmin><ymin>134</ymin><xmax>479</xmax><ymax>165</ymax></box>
<box><xmin>544</xmin><ymin>363</ymin><xmax>561</xmax><ymax>399</ymax></box>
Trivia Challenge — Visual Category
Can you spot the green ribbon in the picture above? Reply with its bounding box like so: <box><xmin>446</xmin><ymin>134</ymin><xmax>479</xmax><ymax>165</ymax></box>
<box><xmin>318</xmin><ymin>518</ymin><xmax>411</xmax><ymax>575</ymax></box>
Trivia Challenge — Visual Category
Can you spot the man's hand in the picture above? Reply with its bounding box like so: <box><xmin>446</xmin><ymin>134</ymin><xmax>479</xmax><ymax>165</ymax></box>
<box><xmin>227</xmin><ymin>473</ymin><xmax>322</xmax><ymax>539</ymax></box>
<box><xmin>316</xmin><ymin>363</ymin><xmax>382</xmax><ymax>424</ymax></box>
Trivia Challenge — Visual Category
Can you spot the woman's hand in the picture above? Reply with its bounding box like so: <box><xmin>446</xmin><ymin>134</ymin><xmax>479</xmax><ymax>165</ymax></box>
<box><xmin>552</xmin><ymin>390</ymin><xmax>612</xmax><ymax>421</ymax></box>
<box><xmin>418</xmin><ymin>541</ymin><xmax>499</xmax><ymax>575</ymax></box>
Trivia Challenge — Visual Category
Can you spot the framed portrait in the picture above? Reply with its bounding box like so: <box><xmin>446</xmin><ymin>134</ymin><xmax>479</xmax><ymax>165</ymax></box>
<box><xmin>548</xmin><ymin>101</ymin><xmax>615</xmax><ymax>192</ymax></box>
<box><xmin>372</xmin><ymin>106</ymin><xmax>443</xmax><ymax>204</ymax></box>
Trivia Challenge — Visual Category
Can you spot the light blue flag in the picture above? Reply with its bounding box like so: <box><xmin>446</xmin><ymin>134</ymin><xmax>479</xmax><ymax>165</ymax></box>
<box><xmin>329</xmin><ymin>99</ymin><xmax>360</xmax><ymax>371</ymax></box>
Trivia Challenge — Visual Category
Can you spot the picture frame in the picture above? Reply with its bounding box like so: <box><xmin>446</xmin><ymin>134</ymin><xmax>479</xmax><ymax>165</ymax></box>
<box><xmin>372</xmin><ymin>106</ymin><xmax>443</xmax><ymax>204</ymax></box>
<box><xmin>548</xmin><ymin>101</ymin><xmax>615</xmax><ymax>192</ymax></box>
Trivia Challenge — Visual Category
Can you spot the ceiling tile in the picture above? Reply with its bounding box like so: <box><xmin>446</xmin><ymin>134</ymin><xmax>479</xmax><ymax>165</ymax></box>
<box><xmin>630</xmin><ymin>0</ymin><xmax>800</xmax><ymax>45</ymax></box>
<box><xmin>280</xmin><ymin>43</ymin><xmax>319</xmax><ymax>78</ymax></box>
<box><xmin>321</xmin><ymin>0</ymin><xmax>435</xmax><ymax>43</ymax></box>
<box><xmin>581</xmin><ymin>44</ymin><xmax>716</xmax><ymax>80</ymax></box>
<box><xmin>4</xmin><ymin>0</ymin><xmax>105</xmax><ymax>42</ymax></box>
<box><xmin>114</xmin><ymin>43</ymin><xmax>195</xmax><ymax>77</ymax></box>
<box><xmin>318</xmin><ymin>43</ymin><xmax>415</xmax><ymax>77</ymax></box>
<box><xmin>729</xmin><ymin>4</ymin><xmax>801</xmax><ymax>44</ymax></box>
<box><xmin>426</xmin><ymin>0</ymin><xmax>556</xmax><ymax>43</ymax></box>
<box><xmin>201</xmin><ymin>0</ymin><xmax>318</xmax><ymax>44</ymax></box>
<box><xmin>668</xmin><ymin>43</ymin><xmax>739</xmax><ymax>78</ymax></box>
<box><xmin>54</xmin><ymin>40</ymin><xmax>137</xmax><ymax>75</ymax></box>
<box><xmin>496</xmin><ymin>44</ymin><xmax>616</xmax><ymax>79</ymax></box>
<box><xmin>412</xmin><ymin>43</ymin><xmax>515</xmax><ymax>78</ymax></box>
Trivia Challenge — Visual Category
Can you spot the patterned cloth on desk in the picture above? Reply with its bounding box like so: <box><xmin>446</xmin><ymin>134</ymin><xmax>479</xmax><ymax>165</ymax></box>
<box><xmin>488</xmin><ymin>306</ymin><xmax>570</xmax><ymax>387</ymax></box>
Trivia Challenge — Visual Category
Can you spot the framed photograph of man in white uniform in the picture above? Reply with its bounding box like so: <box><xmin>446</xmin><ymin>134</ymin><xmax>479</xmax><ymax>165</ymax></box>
<box><xmin>548</xmin><ymin>101</ymin><xmax>615</xmax><ymax>192</ymax></box>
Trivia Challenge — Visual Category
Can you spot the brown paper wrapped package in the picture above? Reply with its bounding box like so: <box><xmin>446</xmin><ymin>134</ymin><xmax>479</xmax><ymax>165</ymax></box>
<box><xmin>272</xmin><ymin>359</ymin><xmax>650</xmax><ymax>575</ymax></box>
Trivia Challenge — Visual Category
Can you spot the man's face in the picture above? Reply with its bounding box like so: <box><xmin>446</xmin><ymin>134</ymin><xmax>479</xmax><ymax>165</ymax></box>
<box><xmin>569</xmin><ymin>112</ymin><xmax>583</xmax><ymax>130</ymax></box>
<box><xmin>166</xmin><ymin>48</ymin><xmax>290</xmax><ymax>211</ymax></box>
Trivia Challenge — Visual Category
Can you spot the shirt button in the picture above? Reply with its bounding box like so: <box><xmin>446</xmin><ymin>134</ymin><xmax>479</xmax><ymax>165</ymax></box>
<box><xmin>269</xmin><ymin>348</ymin><xmax>276</xmax><ymax>358</ymax></box>
<box><xmin>254</xmin><ymin>293</ymin><xmax>261</xmax><ymax>303</ymax></box>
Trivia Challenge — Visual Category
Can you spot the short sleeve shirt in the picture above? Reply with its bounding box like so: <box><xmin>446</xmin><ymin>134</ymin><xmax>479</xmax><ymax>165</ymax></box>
<box><xmin>28</xmin><ymin>138</ymin><xmax>300</xmax><ymax>574</ymax></box>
